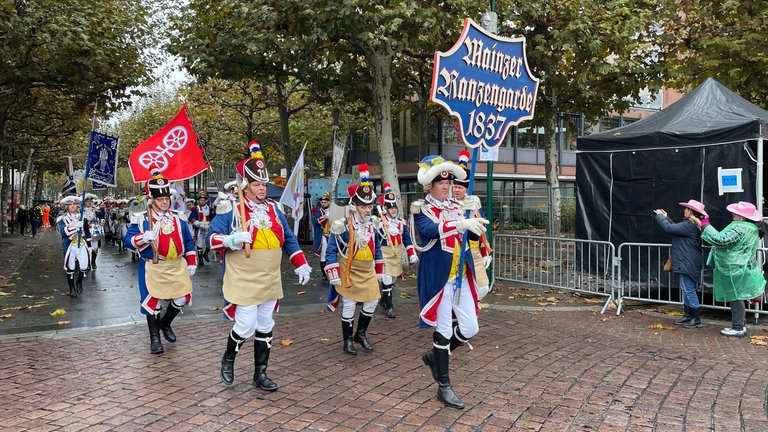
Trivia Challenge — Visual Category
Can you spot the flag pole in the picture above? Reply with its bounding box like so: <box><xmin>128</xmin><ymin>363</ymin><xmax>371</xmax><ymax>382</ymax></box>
<box><xmin>185</xmin><ymin>106</ymin><xmax>221</xmax><ymax>192</ymax></box>
<box><xmin>76</xmin><ymin>101</ymin><xmax>99</xmax><ymax>250</ymax></box>
<box><xmin>454</xmin><ymin>146</ymin><xmax>479</xmax><ymax>304</ymax></box>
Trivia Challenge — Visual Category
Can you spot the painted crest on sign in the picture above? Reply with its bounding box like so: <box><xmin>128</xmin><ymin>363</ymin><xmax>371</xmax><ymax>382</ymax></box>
<box><xmin>430</xmin><ymin>18</ymin><xmax>539</xmax><ymax>149</ymax></box>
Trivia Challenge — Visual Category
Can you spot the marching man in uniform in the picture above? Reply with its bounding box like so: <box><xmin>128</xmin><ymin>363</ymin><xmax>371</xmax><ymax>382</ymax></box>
<box><xmin>191</xmin><ymin>193</ymin><xmax>213</xmax><ymax>265</ymax></box>
<box><xmin>82</xmin><ymin>194</ymin><xmax>104</xmax><ymax>269</ymax></box>
<box><xmin>411</xmin><ymin>154</ymin><xmax>489</xmax><ymax>409</ymax></box>
<box><xmin>57</xmin><ymin>195</ymin><xmax>92</xmax><ymax>298</ymax></box>
<box><xmin>325</xmin><ymin>164</ymin><xmax>386</xmax><ymax>355</ymax></box>
<box><xmin>208</xmin><ymin>141</ymin><xmax>311</xmax><ymax>391</ymax></box>
<box><xmin>124</xmin><ymin>174</ymin><xmax>197</xmax><ymax>354</ymax></box>
<box><xmin>375</xmin><ymin>183</ymin><xmax>418</xmax><ymax>318</ymax></box>
<box><xmin>312</xmin><ymin>193</ymin><xmax>332</xmax><ymax>280</ymax></box>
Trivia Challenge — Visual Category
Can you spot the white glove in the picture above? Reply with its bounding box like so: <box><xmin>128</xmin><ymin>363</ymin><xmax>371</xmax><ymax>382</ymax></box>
<box><xmin>456</xmin><ymin>217</ymin><xmax>489</xmax><ymax>235</ymax></box>
<box><xmin>73</xmin><ymin>220</ymin><xmax>84</xmax><ymax>230</ymax></box>
<box><xmin>142</xmin><ymin>230</ymin><xmax>157</xmax><ymax>242</ymax></box>
<box><xmin>187</xmin><ymin>265</ymin><xmax>197</xmax><ymax>277</ymax></box>
<box><xmin>295</xmin><ymin>264</ymin><xmax>311</xmax><ymax>285</ymax></box>
<box><xmin>329</xmin><ymin>278</ymin><xmax>342</xmax><ymax>287</ymax></box>
<box><xmin>409</xmin><ymin>254</ymin><xmax>419</xmax><ymax>264</ymax></box>
<box><xmin>462</xmin><ymin>195</ymin><xmax>481</xmax><ymax>211</ymax></box>
<box><xmin>193</xmin><ymin>221</ymin><xmax>200</xmax><ymax>227</ymax></box>
<box><xmin>380</xmin><ymin>274</ymin><xmax>394</xmax><ymax>285</ymax></box>
<box><xmin>477</xmin><ymin>285</ymin><xmax>490</xmax><ymax>301</ymax></box>
<box><xmin>226</xmin><ymin>231</ymin><xmax>253</xmax><ymax>250</ymax></box>
<box><xmin>483</xmin><ymin>255</ymin><xmax>493</xmax><ymax>269</ymax></box>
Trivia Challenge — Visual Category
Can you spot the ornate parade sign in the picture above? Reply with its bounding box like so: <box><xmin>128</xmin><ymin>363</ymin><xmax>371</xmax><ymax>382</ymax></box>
<box><xmin>430</xmin><ymin>18</ymin><xmax>539</xmax><ymax>149</ymax></box>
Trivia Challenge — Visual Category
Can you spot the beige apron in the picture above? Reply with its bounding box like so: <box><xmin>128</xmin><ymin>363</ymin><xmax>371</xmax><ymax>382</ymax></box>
<box><xmin>337</xmin><ymin>254</ymin><xmax>380</xmax><ymax>302</ymax></box>
<box><xmin>469</xmin><ymin>241</ymin><xmax>489</xmax><ymax>287</ymax></box>
<box><xmin>145</xmin><ymin>258</ymin><xmax>193</xmax><ymax>299</ymax></box>
<box><xmin>382</xmin><ymin>245</ymin><xmax>403</xmax><ymax>277</ymax></box>
<box><xmin>223</xmin><ymin>248</ymin><xmax>283</xmax><ymax>305</ymax></box>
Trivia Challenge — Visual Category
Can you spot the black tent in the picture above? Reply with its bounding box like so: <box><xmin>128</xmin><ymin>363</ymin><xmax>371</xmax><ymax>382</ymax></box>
<box><xmin>576</xmin><ymin>78</ymin><xmax>768</xmax><ymax>248</ymax></box>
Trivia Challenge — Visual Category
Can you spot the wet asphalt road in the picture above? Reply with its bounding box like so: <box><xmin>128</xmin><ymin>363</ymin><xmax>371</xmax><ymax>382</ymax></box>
<box><xmin>0</xmin><ymin>227</ymin><xmax>349</xmax><ymax>337</ymax></box>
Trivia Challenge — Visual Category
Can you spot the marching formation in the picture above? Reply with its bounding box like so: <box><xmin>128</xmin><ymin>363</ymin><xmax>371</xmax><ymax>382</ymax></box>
<box><xmin>52</xmin><ymin>145</ymin><xmax>492</xmax><ymax>410</ymax></box>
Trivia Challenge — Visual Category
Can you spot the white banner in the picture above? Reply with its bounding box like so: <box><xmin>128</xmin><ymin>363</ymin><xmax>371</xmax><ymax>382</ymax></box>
<box><xmin>329</xmin><ymin>128</ymin><xmax>346</xmax><ymax>198</ymax></box>
<box><xmin>279</xmin><ymin>147</ymin><xmax>306</xmax><ymax>235</ymax></box>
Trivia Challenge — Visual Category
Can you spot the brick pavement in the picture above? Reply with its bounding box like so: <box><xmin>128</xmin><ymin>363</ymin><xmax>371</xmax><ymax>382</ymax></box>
<box><xmin>1</xmin><ymin>230</ymin><xmax>768</xmax><ymax>430</ymax></box>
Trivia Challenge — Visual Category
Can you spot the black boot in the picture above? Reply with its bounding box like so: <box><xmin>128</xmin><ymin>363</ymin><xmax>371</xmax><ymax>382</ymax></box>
<box><xmin>383</xmin><ymin>284</ymin><xmax>395</xmax><ymax>318</ymax></box>
<box><xmin>449</xmin><ymin>324</ymin><xmax>470</xmax><ymax>352</ymax></box>
<box><xmin>221</xmin><ymin>330</ymin><xmax>244</xmax><ymax>385</ymax></box>
<box><xmin>66</xmin><ymin>273</ymin><xmax>77</xmax><ymax>298</ymax></box>
<box><xmin>146</xmin><ymin>315</ymin><xmax>164</xmax><ymax>354</ymax></box>
<box><xmin>253</xmin><ymin>331</ymin><xmax>278</xmax><ymax>391</ymax></box>
<box><xmin>353</xmin><ymin>311</ymin><xmax>374</xmax><ymax>352</ymax></box>
<box><xmin>321</xmin><ymin>261</ymin><xmax>328</xmax><ymax>280</ymax></box>
<box><xmin>160</xmin><ymin>303</ymin><xmax>181</xmax><ymax>343</ymax></box>
<box><xmin>197</xmin><ymin>251</ymin><xmax>205</xmax><ymax>266</ymax></box>
<box><xmin>683</xmin><ymin>307</ymin><xmax>702</xmax><ymax>328</ymax></box>
<box><xmin>342</xmin><ymin>318</ymin><xmax>357</xmax><ymax>355</ymax></box>
<box><xmin>203</xmin><ymin>248</ymin><xmax>210</xmax><ymax>262</ymax></box>
<box><xmin>674</xmin><ymin>305</ymin><xmax>692</xmax><ymax>325</ymax></box>
<box><xmin>75</xmin><ymin>271</ymin><xmax>84</xmax><ymax>295</ymax></box>
<box><xmin>433</xmin><ymin>333</ymin><xmax>464</xmax><ymax>409</ymax></box>
<box><xmin>91</xmin><ymin>250</ymin><xmax>98</xmax><ymax>269</ymax></box>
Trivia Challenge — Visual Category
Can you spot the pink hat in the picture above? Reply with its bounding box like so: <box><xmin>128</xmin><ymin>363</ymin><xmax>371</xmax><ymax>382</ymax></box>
<box><xmin>678</xmin><ymin>199</ymin><xmax>708</xmax><ymax>218</ymax></box>
<box><xmin>726</xmin><ymin>201</ymin><xmax>762</xmax><ymax>222</ymax></box>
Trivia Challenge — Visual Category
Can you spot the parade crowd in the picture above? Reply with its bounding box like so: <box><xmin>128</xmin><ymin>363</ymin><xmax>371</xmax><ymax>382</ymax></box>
<box><xmin>37</xmin><ymin>142</ymin><xmax>495</xmax><ymax>410</ymax></box>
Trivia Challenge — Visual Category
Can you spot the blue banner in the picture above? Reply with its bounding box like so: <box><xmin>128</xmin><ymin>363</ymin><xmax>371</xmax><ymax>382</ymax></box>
<box><xmin>91</xmin><ymin>180</ymin><xmax>107</xmax><ymax>190</ymax></box>
<box><xmin>87</xmin><ymin>131</ymin><xmax>120</xmax><ymax>187</ymax></box>
<box><xmin>61</xmin><ymin>156</ymin><xmax>77</xmax><ymax>196</ymax></box>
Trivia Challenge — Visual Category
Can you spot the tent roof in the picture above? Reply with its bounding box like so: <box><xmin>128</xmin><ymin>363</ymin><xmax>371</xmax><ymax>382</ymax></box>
<box><xmin>578</xmin><ymin>78</ymin><xmax>768</xmax><ymax>151</ymax></box>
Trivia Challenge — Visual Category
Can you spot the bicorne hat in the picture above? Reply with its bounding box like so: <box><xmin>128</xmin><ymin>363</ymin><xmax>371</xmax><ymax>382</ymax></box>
<box><xmin>378</xmin><ymin>183</ymin><xmax>397</xmax><ymax>208</ymax></box>
<box><xmin>236</xmin><ymin>141</ymin><xmax>269</xmax><ymax>187</ymax></box>
<box><xmin>145</xmin><ymin>172</ymin><xmax>172</xmax><ymax>199</ymax></box>
<box><xmin>349</xmin><ymin>164</ymin><xmax>376</xmax><ymax>206</ymax></box>
<box><xmin>453</xmin><ymin>149</ymin><xmax>471</xmax><ymax>187</ymax></box>
<box><xmin>416</xmin><ymin>155</ymin><xmax>466</xmax><ymax>188</ymax></box>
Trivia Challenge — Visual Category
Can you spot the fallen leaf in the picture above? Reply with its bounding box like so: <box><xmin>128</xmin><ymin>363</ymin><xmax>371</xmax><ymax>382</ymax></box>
<box><xmin>57</xmin><ymin>320</ymin><xmax>70</xmax><ymax>325</ymax></box>
<box><xmin>280</xmin><ymin>339</ymin><xmax>294</xmax><ymax>346</ymax></box>
<box><xmin>296</xmin><ymin>291</ymin><xmax>306</xmax><ymax>295</ymax></box>
<box><xmin>545</xmin><ymin>297</ymin><xmax>558</xmax><ymax>302</ymax></box>
<box><xmin>0</xmin><ymin>314</ymin><xmax>12</xmax><ymax>318</ymax></box>
<box><xmin>321</xmin><ymin>338</ymin><xmax>330</xmax><ymax>342</ymax></box>
<box><xmin>210</xmin><ymin>306</ymin><xmax>222</xmax><ymax>311</ymax></box>
<box><xmin>20</xmin><ymin>294</ymin><xmax>34</xmax><ymax>298</ymax></box>
<box><xmin>50</xmin><ymin>309</ymin><xmax>67</xmax><ymax>317</ymax></box>
<box><xmin>0</xmin><ymin>291</ymin><xmax>11</xmax><ymax>297</ymax></box>
<box><xmin>399</xmin><ymin>292</ymin><xmax>411</xmax><ymax>299</ymax></box>
<box><xmin>647</xmin><ymin>323</ymin><xmax>664</xmax><ymax>329</ymax></box>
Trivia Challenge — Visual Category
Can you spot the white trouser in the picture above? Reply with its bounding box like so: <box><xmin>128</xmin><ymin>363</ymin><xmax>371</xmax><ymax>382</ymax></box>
<box><xmin>320</xmin><ymin>236</ymin><xmax>328</xmax><ymax>261</ymax></box>
<box><xmin>435</xmin><ymin>277</ymin><xmax>479</xmax><ymax>341</ymax></box>
<box><xmin>232</xmin><ymin>300</ymin><xmax>277</xmax><ymax>338</ymax></box>
<box><xmin>341</xmin><ymin>297</ymin><xmax>378</xmax><ymax>319</ymax></box>
<box><xmin>155</xmin><ymin>296</ymin><xmax>188</xmax><ymax>311</ymax></box>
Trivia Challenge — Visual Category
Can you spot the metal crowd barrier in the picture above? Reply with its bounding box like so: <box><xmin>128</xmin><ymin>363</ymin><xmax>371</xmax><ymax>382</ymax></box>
<box><xmin>492</xmin><ymin>234</ymin><xmax>616</xmax><ymax>314</ymax></box>
<box><xmin>493</xmin><ymin>234</ymin><xmax>767</xmax><ymax>323</ymax></box>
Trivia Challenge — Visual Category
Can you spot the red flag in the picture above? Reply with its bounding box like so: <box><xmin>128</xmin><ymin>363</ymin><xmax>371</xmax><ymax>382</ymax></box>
<box><xmin>128</xmin><ymin>105</ymin><xmax>210</xmax><ymax>182</ymax></box>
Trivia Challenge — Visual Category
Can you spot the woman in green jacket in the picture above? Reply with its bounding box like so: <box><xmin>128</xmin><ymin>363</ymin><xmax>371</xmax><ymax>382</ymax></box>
<box><xmin>692</xmin><ymin>201</ymin><xmax>765</xmax><ymax>337</ymax></box>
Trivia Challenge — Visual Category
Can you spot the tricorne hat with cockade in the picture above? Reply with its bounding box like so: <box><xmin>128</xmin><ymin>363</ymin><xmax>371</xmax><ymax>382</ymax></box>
<box><xmin>416</xmin><ymin>155</ymin><xmax>466</xmax><ymax>188</ymax></box>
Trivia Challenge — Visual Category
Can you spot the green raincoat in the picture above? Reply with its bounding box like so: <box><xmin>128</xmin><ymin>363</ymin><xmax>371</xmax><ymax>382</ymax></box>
<box><xmin>701</xmin><ymin>221</ymin><xmax>765</xmax><ymax>302</ymax></box>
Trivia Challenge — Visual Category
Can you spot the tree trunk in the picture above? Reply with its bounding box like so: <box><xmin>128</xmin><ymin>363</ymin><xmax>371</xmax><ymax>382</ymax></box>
<box><xmin>23</xmin><ymin>149</ymin><xmax>35</xmax><ymax>206</ymax></box>
<box><xmin>366</xmin><ymin>42</ymin><xmax>401</xmax><ymax>205</ymax></box>
<box><xmin>275</xmin><ymin>74</ymin><xmax>294</xmax><ymax>171</ymax></box>
<box><xmin>542</xmin><ymin>88</ymin><xmax>561</xmax><ymax>236</ymax></box>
